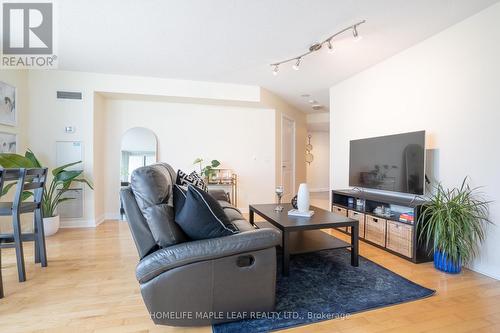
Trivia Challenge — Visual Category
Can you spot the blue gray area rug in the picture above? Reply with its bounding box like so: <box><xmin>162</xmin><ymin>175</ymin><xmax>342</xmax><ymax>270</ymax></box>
<box><xmin>213</xmin><ymin>249</ymin><xmax>434</xmax><ymax>333</ymax></box>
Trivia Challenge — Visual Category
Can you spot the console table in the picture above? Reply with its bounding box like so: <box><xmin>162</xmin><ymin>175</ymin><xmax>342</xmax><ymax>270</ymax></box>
<box><xmin>332</xmin><ymin>189</ymin><xmax>432</xmax><ymax>263</ymax></box>
<box><xmin>206</xmin><ymin>169</ymin><xmax>237</xmax><ymax>206</ymax></box>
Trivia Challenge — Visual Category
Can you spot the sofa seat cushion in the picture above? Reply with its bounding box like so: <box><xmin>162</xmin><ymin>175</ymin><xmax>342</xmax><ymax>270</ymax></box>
<box><xmin>131</xmin><ymin>163</ymin><xmax>187</xmax><ymax>248</ymax></box>
<box><xmin>222</xmin><ymin>207</ymin><xmax>244</xmax><ymax>223</ymax></box>
<box><xmin>175</xmin><ymin>185</ymin><xmax>237</xmax><ymax>240</ymax></box>
<box><xmin>218</xmin><ymin>201</ymin><xmax>243</xmax><ymax>220</ymax></box>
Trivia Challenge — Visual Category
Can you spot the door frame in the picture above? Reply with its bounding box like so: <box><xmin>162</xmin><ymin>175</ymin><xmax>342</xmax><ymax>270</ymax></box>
<box><xmin>281</xmin><ymin>114</ymin><xmax>296</xmax><ymax>199</ymax></box>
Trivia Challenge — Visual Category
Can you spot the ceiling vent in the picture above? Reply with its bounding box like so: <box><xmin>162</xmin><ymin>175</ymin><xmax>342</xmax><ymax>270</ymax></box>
<box><xmin>57</xmin><ymin>91</ymin><xmax>82</xmax><ymax>100</ymax></box>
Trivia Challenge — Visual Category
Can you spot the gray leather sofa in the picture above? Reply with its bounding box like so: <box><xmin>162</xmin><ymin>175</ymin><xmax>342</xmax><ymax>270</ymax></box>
<box><xmin>120</xmin><ymin>163</ymin><xmax>280</xmax><ymax>326</ymax></box>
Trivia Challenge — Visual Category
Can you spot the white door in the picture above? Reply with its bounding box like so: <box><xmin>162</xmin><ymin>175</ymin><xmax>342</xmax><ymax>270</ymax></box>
<box><xmin>281</xmin><ymin>116</ymin><xmax>295</xmax><ymax>202</ymax></box>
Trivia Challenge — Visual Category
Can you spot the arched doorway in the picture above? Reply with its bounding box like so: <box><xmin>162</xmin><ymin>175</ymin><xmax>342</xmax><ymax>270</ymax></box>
<box><xmin>120</xmin><ymin>127</ymin><xmax>158</xmax><ymax>182</ymax></box>
<box><xmin>119</xmin><ymin>127</ymin><xmax>157</xmax><ymax>218</ymax></box>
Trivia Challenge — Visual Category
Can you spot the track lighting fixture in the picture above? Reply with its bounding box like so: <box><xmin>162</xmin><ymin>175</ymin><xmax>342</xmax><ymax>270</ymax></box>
<box><xmin>353</xmin><ymin>25</ymin><xmax>359</xmax><ymax>39</ymax></box>
<box><xmin>327</xmin><ymin>40</ymin><xmax>334</xmax><ymax>54</ymax></box>
<box><xmin>270</xmin><ymin>20</ymin><xmax>365</xmax><ymax>75</ymax></box>
<box><xmin>272</xmin><ymin>65</ymin><xmax>279</xmax><ymax>76</ymax></box>
<box><xmin>292</xmin><ymin>58</ymin><xmax>301</xmax><ymax>70</ymax></box>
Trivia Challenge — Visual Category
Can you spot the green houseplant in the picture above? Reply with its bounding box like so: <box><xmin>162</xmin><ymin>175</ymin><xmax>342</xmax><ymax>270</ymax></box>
<box><xmin>418</xmin><ymin>178</ymin><xmax>490</xmax><ymax>273</ymax></box>
<box><xmin>0</xmin><ymin>149</ymin><xmax>93</xmax><ymax>236</ymax></box>
<box><xmin>193</xmin><ymin>158</ymin><xmax>220</xmax><ymax>178</ymax></box>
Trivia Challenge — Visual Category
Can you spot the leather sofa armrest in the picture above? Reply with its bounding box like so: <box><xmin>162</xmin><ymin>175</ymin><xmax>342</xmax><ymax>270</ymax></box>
<box><xmin>208</xmin><ymin>189</ymin><xmax>230</xmax><ymax>202</ymax></box>
<box><xmin>136</xmin><ymin>228</ymin><xmax>280</xmax><ymax>283</ymax></box>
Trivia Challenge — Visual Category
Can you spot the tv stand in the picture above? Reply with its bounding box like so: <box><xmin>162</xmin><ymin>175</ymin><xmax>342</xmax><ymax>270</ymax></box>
<box><xmin>331</xmin><ymin>189</ymin><xmax>432</xmax><ymax>263</ymax></box>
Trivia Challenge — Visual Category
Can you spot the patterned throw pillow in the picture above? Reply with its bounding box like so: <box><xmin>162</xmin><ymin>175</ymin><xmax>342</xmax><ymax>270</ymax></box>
<box><xmin>175</xmin><ymin>169</ymin><xmax>207</xmax><ymax>191</ymax></box>
<box><xmin>189</xmin><ymin>171</ymin><xmax>208</xmax><ymax>191</ymax></box>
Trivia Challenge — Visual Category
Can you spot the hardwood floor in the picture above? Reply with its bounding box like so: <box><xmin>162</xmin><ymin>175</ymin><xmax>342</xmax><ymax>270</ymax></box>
<box><xmin>1</xmin><ymin>220</ymin><xmax>499</xmax><ymax>333</ymax></box>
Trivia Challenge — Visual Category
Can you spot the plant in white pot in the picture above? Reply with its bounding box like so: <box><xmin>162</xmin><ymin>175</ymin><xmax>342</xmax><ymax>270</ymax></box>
<box><xmin>0</xmin><ymin>149</ymin><xmax>93</xmax><ymax>236</ymax></box>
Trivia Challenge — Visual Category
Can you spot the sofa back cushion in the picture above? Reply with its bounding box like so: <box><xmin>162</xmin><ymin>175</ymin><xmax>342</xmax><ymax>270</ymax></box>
<box><xmin>131</xmin><ymin>163</ymin><xmax>187</xmax><ymax>247</ymax></box>
<box><xmin>120</xmin><ymin>187</ymin><xmax>158</xmax><ymax>258</ymax></box>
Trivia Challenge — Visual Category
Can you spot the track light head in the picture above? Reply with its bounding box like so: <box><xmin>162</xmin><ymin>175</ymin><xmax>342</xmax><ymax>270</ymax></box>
<box><xmin>272</xmin><ymin>65</ymin><xmax>279</xmax><ymax>76</ymax></box>
<box><xmin>327</xmin><ymin>40</ymin><xmax>334</xmax><ymax>54</ymax></box>
<box><xmin>353</xmin><ymin>25</ymin><xmax>360</xmax><ymax>39</ymax></box>
<box><xmin>292</xmin><ymin>58</ymin><xmax>301</xmax><ymax>71</ymax></box>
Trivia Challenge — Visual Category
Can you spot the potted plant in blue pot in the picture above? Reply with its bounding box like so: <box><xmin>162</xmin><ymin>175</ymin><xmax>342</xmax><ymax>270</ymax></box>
<box><xmin>419</xmin><ymin>178</ymin><xmax>490</xmax><ymax>273</ymax></box>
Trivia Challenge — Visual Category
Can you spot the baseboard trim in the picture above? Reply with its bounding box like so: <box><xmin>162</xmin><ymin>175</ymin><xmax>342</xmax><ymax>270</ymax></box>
<box><xmin>60</xmin><ymin>219</ymin><xmax>97</xmax><ymax>228</ymax></box>
<box><xmin>60</xmin><ymin>214</ymin><xmax>108</xmax><ymax>228</ymax></box>
<box><xmin>95</xmin><ymin>214</ymin><xmax>106</xmax><ymax>226</ymax></box>
<box><xmin>467</xmin><ymin>266</ymin><xmax>500</xmax><ymax>281</ymax></box>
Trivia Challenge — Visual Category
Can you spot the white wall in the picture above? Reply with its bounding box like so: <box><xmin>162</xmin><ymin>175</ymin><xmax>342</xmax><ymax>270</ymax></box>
<box><xmin>25</xmin><ymin>70</ymin><xmax>263</xmax><ymax>227</ymax></box>
<box><xmin>0</xmin><ymin>70</ymin><xmax>31</xmax><ymax>232</ymax></box>
<box><xmin>306</xmin><ymin>131</ymin><xmax>329</xmax><ymax>192</ymax></box>
<box><xmin>330</xmin><ymin>3</ymin><xmax>500</xmax><ymax>279</ymax></box>
<box><xmin>307</xmin><ymin>113</ymin><xmax>330</xmax><ymax>132</ymax></box>
<box><xmin>121</xmin><ymin>127</ymin><xmax>157</xmax><ymax>152</ymax></box>
<box><xmin>22</xmin><ymin>70</ymin><xmax>306</xmax><ymax>227</ymax></box>
<box><xmin>101</xmin><ymin>98</ymin><xmax>275</xmax><ymax>216</ymax></box>
<box><xmin>260</xmin><ymin>88</ymin><xmax>307</xmax><ymax>200</ymax></box>
<box><xmin>0</xmin><ymin>71</ymin><xmax>29</xmax><ymax>150</ymax></box>
<box><xmin>307</xmin><ymin>112</ymin><xmax>329</xmax><ymax>124</ymax></box>
<box><xmin>93</xmin><ymin>93</ymin><xmax>106</xmax><ymax>224</ymax></box>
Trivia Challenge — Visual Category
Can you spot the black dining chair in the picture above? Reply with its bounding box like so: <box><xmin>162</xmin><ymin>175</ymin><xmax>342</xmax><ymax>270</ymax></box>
<box><xmin>0</xmin><ymin>168</ymin><xmax>48</xmax><ymax>283</ymax></box>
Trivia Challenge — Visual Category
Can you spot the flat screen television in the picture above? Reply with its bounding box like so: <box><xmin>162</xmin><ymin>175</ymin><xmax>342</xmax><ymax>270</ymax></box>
<box><xmin>349</xmin><ymin>131</ymin><xmax>425</xmax><ymax>195</ymax></box>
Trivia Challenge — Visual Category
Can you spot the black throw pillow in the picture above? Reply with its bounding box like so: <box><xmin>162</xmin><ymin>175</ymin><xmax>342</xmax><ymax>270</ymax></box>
<box><xmin>173</xmin><ymin>184</ymin><xmax>187</xmax><ymax>212</ymax></box>
<box><xmin>175</xmin><ymin>185</ymin><xmax>237</xmax><ymax>240</ymax></box>
<box><xmin>176</xmin><ymin>169</ymin><xmax>207</xmax><ymax>191</ymax></box>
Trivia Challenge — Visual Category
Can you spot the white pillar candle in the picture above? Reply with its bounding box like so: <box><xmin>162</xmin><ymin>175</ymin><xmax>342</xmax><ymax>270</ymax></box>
<box><xmin>297</xmin><ymin>183</ymin><xmax>310</xmax><ymax>213</ymax></box>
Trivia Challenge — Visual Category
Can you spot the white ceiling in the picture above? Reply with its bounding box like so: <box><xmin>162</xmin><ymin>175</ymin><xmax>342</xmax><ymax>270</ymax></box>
<box><xmin>57</xmin><ymin>0</ymin><xmax>499</xmax><ymax>113</ymax></box>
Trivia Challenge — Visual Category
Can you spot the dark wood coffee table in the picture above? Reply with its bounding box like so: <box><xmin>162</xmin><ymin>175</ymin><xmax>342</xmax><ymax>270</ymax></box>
<box><xmin>249</xmin><ymin>203</ymin><xmax>359</xmax><ymax>276</ymax></box>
